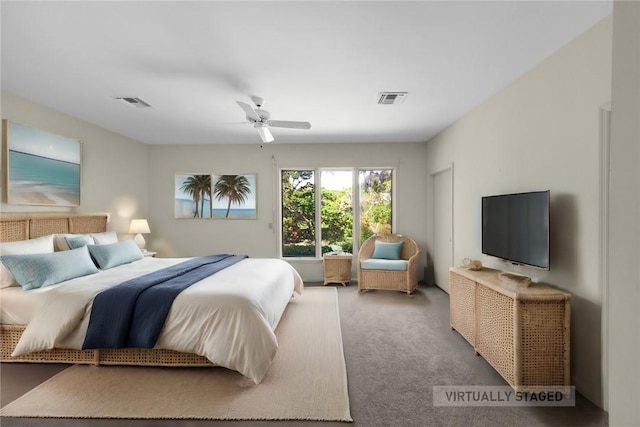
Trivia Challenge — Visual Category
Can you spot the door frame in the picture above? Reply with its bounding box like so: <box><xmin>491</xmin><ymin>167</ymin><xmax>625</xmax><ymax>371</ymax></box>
<box><xmin>430</xmin><ymin>163</ymin><xmax>454</xmax><ymax>292</ymax></box>
<box><xmin>599</xmin><ymin>104</ymin><xmax>611</xmax><ymax>411</ymax></box>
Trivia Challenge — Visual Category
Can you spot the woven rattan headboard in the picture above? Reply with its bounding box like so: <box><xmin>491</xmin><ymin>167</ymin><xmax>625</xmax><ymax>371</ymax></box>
<box><xmin>0</xmin><ymin>213</ymin><xmax>109</xmax><ymax>242</ymax></box>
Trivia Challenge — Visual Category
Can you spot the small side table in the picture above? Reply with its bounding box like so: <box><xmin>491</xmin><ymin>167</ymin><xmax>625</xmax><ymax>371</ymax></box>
<box><xmin>323</xmin><ymin>254</ymin><xmax>353</xmax><ymax>286</ymax></box>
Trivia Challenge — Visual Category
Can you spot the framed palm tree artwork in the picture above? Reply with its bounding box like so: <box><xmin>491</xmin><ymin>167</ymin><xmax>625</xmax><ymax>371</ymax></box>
<box><xmin>212</xmin><ymin>174</ymin><xmax>257</xmax><ymax>219</ymax></box>
<box><xmin>174</xmin><ymin>173</ymin><xmax>213</xmax><ymax>218</ymax></box>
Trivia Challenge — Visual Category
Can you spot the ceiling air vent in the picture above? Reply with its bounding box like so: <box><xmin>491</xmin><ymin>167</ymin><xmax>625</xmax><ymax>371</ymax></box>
<box><xmin>377</xmin><ymin>92</ymin><xmax>408</xmax><ymax>105</ymax></box>
<box><xmin>115</xmin><ymin>97</ymin><xmax>152</xmax><ymax>108</ymax></box>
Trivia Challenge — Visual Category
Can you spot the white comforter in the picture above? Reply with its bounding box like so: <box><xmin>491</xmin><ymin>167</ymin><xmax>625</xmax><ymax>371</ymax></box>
<box><xmin>12</xmin><ymin>257</ymin><xmax>303</xmax><ymax>384</ymax></box>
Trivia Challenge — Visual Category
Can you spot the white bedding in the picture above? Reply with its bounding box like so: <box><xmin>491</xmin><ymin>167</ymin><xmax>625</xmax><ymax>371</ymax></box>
<box><xmin>10</xmin><ymin>257</ymin><xmax>303</xmax><ymax>384</ymax></box>
<box><xmin>0</xmin><ymin>286</ymin><xmax>39</xmax><ymax>324</ymax></box>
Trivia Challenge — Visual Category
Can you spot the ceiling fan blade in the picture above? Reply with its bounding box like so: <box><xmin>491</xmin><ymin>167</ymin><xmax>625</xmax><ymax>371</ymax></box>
<box><xmin>257</xmin><ymin>127</ymin><xmax>274</xmax><ymax>143</ymax></box>
<box><xmin>250</xmin><ymin>95</ymin><xmax>264</xmax><ymax>107</ymax></box>
<box><xmin>268</xmin><ymin>120</ymin><xmax>311</xmax><ymax>130</ymax></box>
<box><xmin>236</xmin><ymin>101</ymin><xmax>261</xmax><ymax>122</ymax></box>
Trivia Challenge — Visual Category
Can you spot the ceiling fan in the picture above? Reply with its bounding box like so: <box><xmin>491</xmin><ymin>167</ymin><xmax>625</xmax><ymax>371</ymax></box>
<box><xmin>235</xmin><ymin>96</ymin><xmax>311</xmax><ymax>143</ymax></box>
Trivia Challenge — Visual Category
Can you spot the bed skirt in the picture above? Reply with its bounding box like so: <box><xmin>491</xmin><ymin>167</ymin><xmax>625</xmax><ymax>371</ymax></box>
<box><xmin>0</xmin><ymin>324</ymin><xmax>215</xmax><ymax>367</ymax></box>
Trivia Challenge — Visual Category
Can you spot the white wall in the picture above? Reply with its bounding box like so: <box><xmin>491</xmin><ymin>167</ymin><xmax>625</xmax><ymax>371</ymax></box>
<box><xmin>607</xmin><ymin>1</ymin><xmax>640</xmax><ymax>425</ymax></box>
<box><xmin>147</xmin><ymin>142</ymin><xmax>429</xmax><ymax>282</ymax></box>
<box><xmin>424</xmin><ymin>16</ymin><xmax>612</xmax><ymax>407</ymax></box>
<box><xmin>1</xmin><ymin>92</ymin><xmax>149</xmax><ymax>234</ymax></box>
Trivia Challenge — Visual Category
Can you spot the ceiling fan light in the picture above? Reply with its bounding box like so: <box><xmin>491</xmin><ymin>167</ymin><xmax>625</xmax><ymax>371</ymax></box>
<box><xmin>257</xmin><ymin>126</ymin><xmax>274</xmax><ymax>143</ymax></box>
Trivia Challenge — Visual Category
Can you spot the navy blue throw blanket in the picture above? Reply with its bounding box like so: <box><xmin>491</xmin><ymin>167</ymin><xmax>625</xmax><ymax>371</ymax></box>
<box><xmin>83</xmin><ymin>254</ymin><xmax>247</xmax><ymax>350</ymax></box>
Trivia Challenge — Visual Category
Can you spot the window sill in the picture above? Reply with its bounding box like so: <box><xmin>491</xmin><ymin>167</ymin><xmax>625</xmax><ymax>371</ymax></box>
<box><xmin>282</xmin><ymin>257</ymin><xmax>323</xmax><ymax>263</ymax></box>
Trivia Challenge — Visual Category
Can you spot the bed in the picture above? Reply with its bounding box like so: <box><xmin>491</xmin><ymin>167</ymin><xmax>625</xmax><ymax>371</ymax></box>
<box><xmin>0</xmin><ymin>213</ymin><xmax>303</xmax><ymax>384</ymax></box>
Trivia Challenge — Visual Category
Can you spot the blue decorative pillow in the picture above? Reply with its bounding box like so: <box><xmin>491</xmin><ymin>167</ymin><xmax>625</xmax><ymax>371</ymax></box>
<box><xmin>0</xmin><ymin>246</ymin><xmax>99</xmax><ymax>291</ymax></box>
<box><xmin>65</xmin><ymin>235</ymin><xmax>95</xmax><ymax>250</ymax></box>
<box><xmin>371</xmin><ymin>240</ymin><xmax>404</xmax><ymax>260</ymax></box>
<box><xmin>87</xmin><ymin>240</ymin><xmax>143</xmax><ymax>270</ymax></box>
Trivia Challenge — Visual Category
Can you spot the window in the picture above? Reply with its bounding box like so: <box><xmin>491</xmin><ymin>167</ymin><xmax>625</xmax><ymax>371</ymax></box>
<box><xmin>321</xmin><ymin>170</ymin><xmax>354</xmax><ymax>254</ymax></box>
<box><xmin>281</xmin><ymin>168</ymin><xmax>393</xmax><ymax>258</ymax></box>
<box><xmin>359</xmin><ymin>169</ymin><xmax>393</xmax><ymax>245</ymax></box>
<box><xmin>281</xmin><ymin>170</ymin><xmax>315</xmax><ymax>257</ymax></box>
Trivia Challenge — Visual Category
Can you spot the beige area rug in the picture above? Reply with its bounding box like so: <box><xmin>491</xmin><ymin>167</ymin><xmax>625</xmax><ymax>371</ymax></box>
<box><xmin>0</xmin><ymin>287</ymin><xmax>352</xmax><ymax>422</ymax></box>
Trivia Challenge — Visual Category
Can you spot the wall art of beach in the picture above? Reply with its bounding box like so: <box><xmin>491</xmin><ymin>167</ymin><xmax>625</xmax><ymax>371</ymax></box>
<box><xmin>174</xmin><ymin>173</ymin><xmax>256</xmax><ymax>219</ymax></box>
<box><xmin>8</xmin><ymin>150</ymin><xmax>80</xmax><ymax>206</ymax></box>
<box><xmin>6</xmin><ymin>121</ymin><xmax>80</xmax><ymax>206</ymax></box>
<box><xmin>174</xmin><ymin>198</ymin><xmax>256</xmax><ymax>219</ymax></box>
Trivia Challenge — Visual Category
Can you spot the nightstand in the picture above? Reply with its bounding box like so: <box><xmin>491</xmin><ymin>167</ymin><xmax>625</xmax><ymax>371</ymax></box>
<box><xmin>323</xmin><ymin>254</ymin><xmax>352</xmax><ymax>286</ymax></box>
<box><xmin>142</xmin><ymin>250</ymin><xmax>157</xmax><ymax>257</ymax></box>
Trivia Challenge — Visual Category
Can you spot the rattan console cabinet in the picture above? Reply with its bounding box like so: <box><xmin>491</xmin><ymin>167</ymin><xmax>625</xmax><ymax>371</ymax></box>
<box><xmin>449</xmin><ymin>267</ymin><xmax>571</xmax><ymax>392</ymax></box>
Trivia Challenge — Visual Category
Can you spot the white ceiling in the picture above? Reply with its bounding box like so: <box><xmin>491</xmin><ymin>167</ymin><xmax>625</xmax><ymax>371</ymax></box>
<box><xmin>1</xmin><ymin>1</ymin><xmax>612</xmax><ymax>145</ymax></box>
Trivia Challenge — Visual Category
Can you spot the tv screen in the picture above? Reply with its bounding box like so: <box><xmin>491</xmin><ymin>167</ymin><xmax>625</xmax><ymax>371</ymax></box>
<box><xmin>482</xmin><ymin>190</ymin><xmax>550</xmax><ymax>270</ymax></box>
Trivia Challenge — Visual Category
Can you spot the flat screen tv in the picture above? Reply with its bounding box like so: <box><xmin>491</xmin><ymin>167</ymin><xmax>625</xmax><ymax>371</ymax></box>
<box><xmin>482</xmin><ymin>190</ymin><xmax>550</xmax><ymax>270</ymax></box>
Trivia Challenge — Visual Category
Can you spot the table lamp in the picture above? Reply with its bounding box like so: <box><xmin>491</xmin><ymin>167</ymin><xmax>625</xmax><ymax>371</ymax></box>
<box><xmin>129</xmin><ymin>219</ymin><xmax>150</xmax><ymax>250</ymax></box>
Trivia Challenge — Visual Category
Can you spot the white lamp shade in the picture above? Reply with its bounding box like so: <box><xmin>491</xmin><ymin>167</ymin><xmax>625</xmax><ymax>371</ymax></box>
<box><xmin>129</xmin><ymin>219</ymin><xmax>150</xmax><ymax>234</ymax></box>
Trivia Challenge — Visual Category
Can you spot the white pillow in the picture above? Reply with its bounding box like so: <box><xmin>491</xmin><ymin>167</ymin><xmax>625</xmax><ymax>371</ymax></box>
<box><xmin>90</xmin><ymin>231</ymin><xmax>118</xmax><ymax>245</ymax></box>
<box><xmin>0</xmin><ymin>234</ymin><xmax>55</xmax><ymax>288</ymax></box>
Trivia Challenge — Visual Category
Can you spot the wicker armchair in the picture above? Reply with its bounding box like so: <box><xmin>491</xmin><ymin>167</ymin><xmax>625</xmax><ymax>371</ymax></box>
<box><xmin>357</xmin><ymin>234</ymin><xmax>419</xmax><ymax>294</ymax></box>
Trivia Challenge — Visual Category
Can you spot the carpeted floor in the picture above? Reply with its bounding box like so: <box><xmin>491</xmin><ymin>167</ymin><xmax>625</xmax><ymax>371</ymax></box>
<box><xmin>1</xmin><ymin>282</ymin><xmax>608</xmax><ymax>427</ymax></box>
